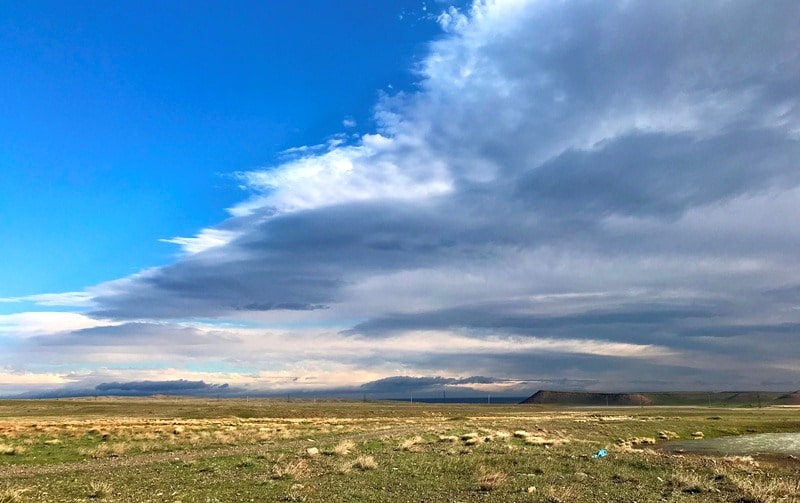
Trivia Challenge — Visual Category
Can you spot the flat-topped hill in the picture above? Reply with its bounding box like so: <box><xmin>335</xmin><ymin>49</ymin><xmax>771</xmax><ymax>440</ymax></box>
<box><xmin>521</xmin><ymin>390</ymin><xmax>795</xmax><ymax>406</ymax></box>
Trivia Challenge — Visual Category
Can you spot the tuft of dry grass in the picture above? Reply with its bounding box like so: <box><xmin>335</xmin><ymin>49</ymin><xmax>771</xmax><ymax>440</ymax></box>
<box><xmin>438</xmin><ymin>435</ymin><xmax>459</xmax><ymax>443</ymax></box>
<box><xmin>0</xmin><ymin>444</ymin><xmax>25</xmax><ymax>456</ymax></box>
<box><xmin>513</xmin><ymin>430</ymin><xmax>530</xmax><ymax>439</ymax></box>
<box><xmin>524</xmin><ymin>435</ymin><xmax>570</xmax><ymax>447</ymax></box>
<box><xmin>398</xmin><ymin>435</ymin><xmax>424</xmax><ymax>452</ymax></box>
<box><xmin>79</xmin><ymin>442</ymin><xmax>129</xmax><ymax>459</ymax></box>
<box><xmin>0</xmin><ymin>488</ymin><xmax>30</xmax><ymax>503</ymax></box>
<box><xmin>545</xmin><ymin>485</ymin><xmax>578</xmax><ymax>503</ymax></box>
<box><xmin>331</xmin><ymin>439</ymin><xmax>356</xmax><ymax>456</ymax></box>
<box><xmin>271</xmin><ymin>457</ymin><xmax>310</xmax><ymax>480</ymax></box>
<box><xmin>335</xmin><ymin>460</ymin><xmax>353</xmax><ymax>474</ymax></box>
<box><xmin>88</xmin><ymin>481</ymin><xmax>113</xmax><ymax>499</ymax></box>
<box><xmin>720</xmin><ymin>468</ymin><xmax>800</xmax><ymax>502</ymax></box>
<box><xmin>670</xmin><ymin>471</ymin><xmax>716</xmax><ymax>494</ymax></box>
<box><xmin>477</xmin><ymin>466</ymin><xmax>507</xmax><ymax>491</ymax></box>
<box><xmin>353</xmin><ymin>455</ymin><xmax>377</xmax><ymax>470</ymax></box>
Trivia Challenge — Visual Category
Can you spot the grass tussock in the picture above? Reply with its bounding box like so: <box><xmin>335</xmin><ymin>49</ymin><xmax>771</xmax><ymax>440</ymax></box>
<box><xmin>88</xmin><ymin>481</ymin><xmax>113</xmax><ymax>499</ymax></box>
<box><xmin>271</xmin><ymin>457</ymin><xmax>310</xmax><ymax>480</ymax></box>
<box><xmin>0</xmin><ymin>443</ymin><xmax>25</xmax><ymax>456</ymax></box>
<box><xmin>331</xmin><ymin>439</ymin><xmax>355</xmax><ymax>456</ymax></box>
<box><xmin>477</xmin><ymin>466</ymin><xmax>507</xmax><ymax>491</ymax></box>
<box><xmin>352</xmin><ymin>455</ymin><xmax>377</xmax><ymax>470</ymax></box>
<box><xmin>670</xmin><ymin>471</ymin><xmax>717</xmax><ymax>494</ymax></box>
<box><xmin>79</xmin><ymin>442</ymin><xmax>129</xmax><ymax>458</ymax></box>
<box><xmin>722</xmin><ymin>469</ymin><xmax>800</xmax><ymax>502</ymax></box>
<box><xmin>398</xmin><ymin>435</ymin><xmax>424</xmax><ymax>451</ymax></box>
<box><xmin>524</xmin><ymin>435</ymin><xmax>570</xmax><ymax>447</ymax></box>
<box><xmin>545</xmin><ymin>485</ymin><xmax>578</xmax><ymax>503</ymax></box>
<box><xmin>0</xmin><ymin>488</ymin><xmax>30</xmax><ymax>503</ymax></box>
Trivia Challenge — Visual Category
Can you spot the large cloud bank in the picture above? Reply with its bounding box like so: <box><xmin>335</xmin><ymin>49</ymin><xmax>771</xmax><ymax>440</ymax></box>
<box><xmin>3</xmin><ymin>0</ymin><xmax>800</xmax><ymax>395</ymax></box>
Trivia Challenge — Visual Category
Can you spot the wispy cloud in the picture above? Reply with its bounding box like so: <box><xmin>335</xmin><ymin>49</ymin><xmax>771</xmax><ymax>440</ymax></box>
<box><xmin>0</xmin><ymin>291</ymin><xmax>94</xmax><ymax>308</ymax></box>
<box><xmin>160</xmin><ymin>229</ymin><xmax>239</xmax><ymax>254</ymax></box>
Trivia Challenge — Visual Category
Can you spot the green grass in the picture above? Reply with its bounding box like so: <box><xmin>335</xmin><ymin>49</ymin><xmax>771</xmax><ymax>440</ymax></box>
<box><xmin>0</xmin><ymin>399</ymin><xmax>798</xmax><ymax>502</ymax></box>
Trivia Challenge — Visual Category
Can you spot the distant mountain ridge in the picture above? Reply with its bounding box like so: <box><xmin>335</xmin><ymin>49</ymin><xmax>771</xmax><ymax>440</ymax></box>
<box><xmin>521</xmin><ymin>390</ymin><xmax>800</xmax><ymax>406</ymax></box>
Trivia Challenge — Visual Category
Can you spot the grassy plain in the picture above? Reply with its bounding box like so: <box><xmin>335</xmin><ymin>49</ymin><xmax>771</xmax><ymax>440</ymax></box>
<box><xmin>0</xmin><ymin>398</ymin><xmax>798</xmax><ymax>502</ymax></box>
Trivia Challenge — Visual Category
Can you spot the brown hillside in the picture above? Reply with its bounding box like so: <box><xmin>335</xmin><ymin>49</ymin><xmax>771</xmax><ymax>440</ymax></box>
<box><xmin>521</xmin><ymin>390</ymin><xmax>653</xmax><ymax>406</ymax></box>
<box><xmin>776</xmin><ymin>391</ymin><xmax>800</xmax><ymax>404</ymax></box>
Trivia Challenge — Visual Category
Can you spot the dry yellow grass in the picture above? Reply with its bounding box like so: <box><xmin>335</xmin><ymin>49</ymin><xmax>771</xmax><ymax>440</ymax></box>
<box><xmin>353</xmin><ymin>455</ymin><xmax>377</xmax><ymax>470</ymax></box>
<box><xmin>271</xmin><ymin>457</ymin><xmax>310</xmax><ymax>480</ymax></box>
<box><xmin>0</xmin><ymin>444</ymin><xmax>24</xmax><ymax>456</ymax></box>
<box><xmin>670</xmin><ymin>471</ymin><xmax>716</xmax><ymax>494</ymax></box>
<box><xmin>476</xmin><ymin>466</ymin><xmax>506</xmax><ymax>491</ymax></box>
<box><xmin>0</xmin><ymin>488</ymin><xmax>30</xmax><ymax>503</ymax></box>
<box><xmin>545</xmin><ymin>484</ymin><xmax>579</xmax><ymax>503</ymax></box>
<box><xmin>524</xmin><ymin>435</ymin><xmax>570</xmax><ymax>447</ymax></box>
<box><xmin>88</xmin><ymin>481</ymin><xmax>113</xmax><ymax>499</ymax></box>
<box><xmin>398</xmin><ymin>435</ymin><xmax>424</xmax><ymax>451</ymax></box>
<box><xmin>331</xmin><ymin>439</ymin><xmax>355</xmax><ymax>456</ymax></box>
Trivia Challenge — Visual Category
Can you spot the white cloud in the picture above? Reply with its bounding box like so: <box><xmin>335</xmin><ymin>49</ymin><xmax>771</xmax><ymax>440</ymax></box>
<box><xmin>229</xmin><ymin>133</ymin><xmax>452</xmax><ymax>217</ymax></box>
<box><xmin>437</xmin><ymin>6</ymin><xmax>469</xmax><ymax>32</ymax></box>
<box><xmin>160</xmin><ymin>228</ymin><xmax>239</xmax><ymax>254</ymax></box>
<box><xmin>0</xmin><ymin>312</ymin><xmax>115</xmax><ymax>337</ymax></box>
<box><xmin>0</xmin><ymin>291</ymin><xmax>94</xmax><ymax>307</ymax></box>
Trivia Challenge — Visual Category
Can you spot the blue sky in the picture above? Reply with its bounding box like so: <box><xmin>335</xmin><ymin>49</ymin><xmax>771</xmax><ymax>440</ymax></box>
<box><xmin>1</xmin><ymin>0</ymin><xmax>800</xmax><ymax>398</ymax></box>
<box><xmin>1</xmin><ymin>0</ymin><xmax>445</xmax><ymax>298</ymax></box>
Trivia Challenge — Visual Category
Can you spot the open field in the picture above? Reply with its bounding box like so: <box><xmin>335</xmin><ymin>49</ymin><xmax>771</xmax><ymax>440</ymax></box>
<box><xmin>0</xmin><ymin>398</ymin><xmax>798</xmax><ymax>502</ymax></box>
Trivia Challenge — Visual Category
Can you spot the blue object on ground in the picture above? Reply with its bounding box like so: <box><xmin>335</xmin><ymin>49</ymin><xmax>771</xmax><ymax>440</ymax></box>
<box><xmin>592</xmin><ymin>449</ymin><xmax>608</xmax><ymax>458</ymax></box>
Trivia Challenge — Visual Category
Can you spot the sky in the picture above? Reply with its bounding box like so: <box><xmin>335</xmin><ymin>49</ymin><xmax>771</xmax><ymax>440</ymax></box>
<box><xmin>1</xmin><ymin>0</ymin><xmax>799</xmax><ymax>398</ymax></box>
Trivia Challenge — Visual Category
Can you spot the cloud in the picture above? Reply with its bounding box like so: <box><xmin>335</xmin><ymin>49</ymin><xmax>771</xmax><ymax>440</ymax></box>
<box><xmin>160</xmin><ymin>229</ymin><xmax>239</xmax><ymax>254</ymax></box>
<box><xmin>6</xmin><ymin>0</ymin><xmax>800</xmax><ymax>393</ymax></box>
<box><xmin>94</xmin><ymin>379</ymin><xmax>229</xmax><ymax>395</ymax></box>
<box><xmin>0</xmin><ymin>292</ymin><xmax>94</xmax><ymax>308</ymax></box>
<box><xmin>12</xmin><ymin>379</ymin><xmax>235</xmax><ymax>399</ymax></box>
<box><xmin>437</xmin><ymin>6</ymin><xmax>469</xmax><ymax>32</ymax></box>
<box><xmin>0</xmin><ymin>312</ymin><xmax>114</xmax><ymax>338</ymax></box>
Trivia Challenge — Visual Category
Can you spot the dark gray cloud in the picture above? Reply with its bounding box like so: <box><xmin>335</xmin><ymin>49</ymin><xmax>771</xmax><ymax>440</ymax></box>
<box><xmin>515</xmin><ymin>131</ymin><xmax>800</xmax><ymax>218</ymax></box>
<box><xmin>14</xmin><ymin>380</ymin><xmax>235</xmax><ymax>399</ymax></box>
<box><xmin>46</xmin><ymin>0</ymin><xmax>800</xmax><ymax>391</ymax></box>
